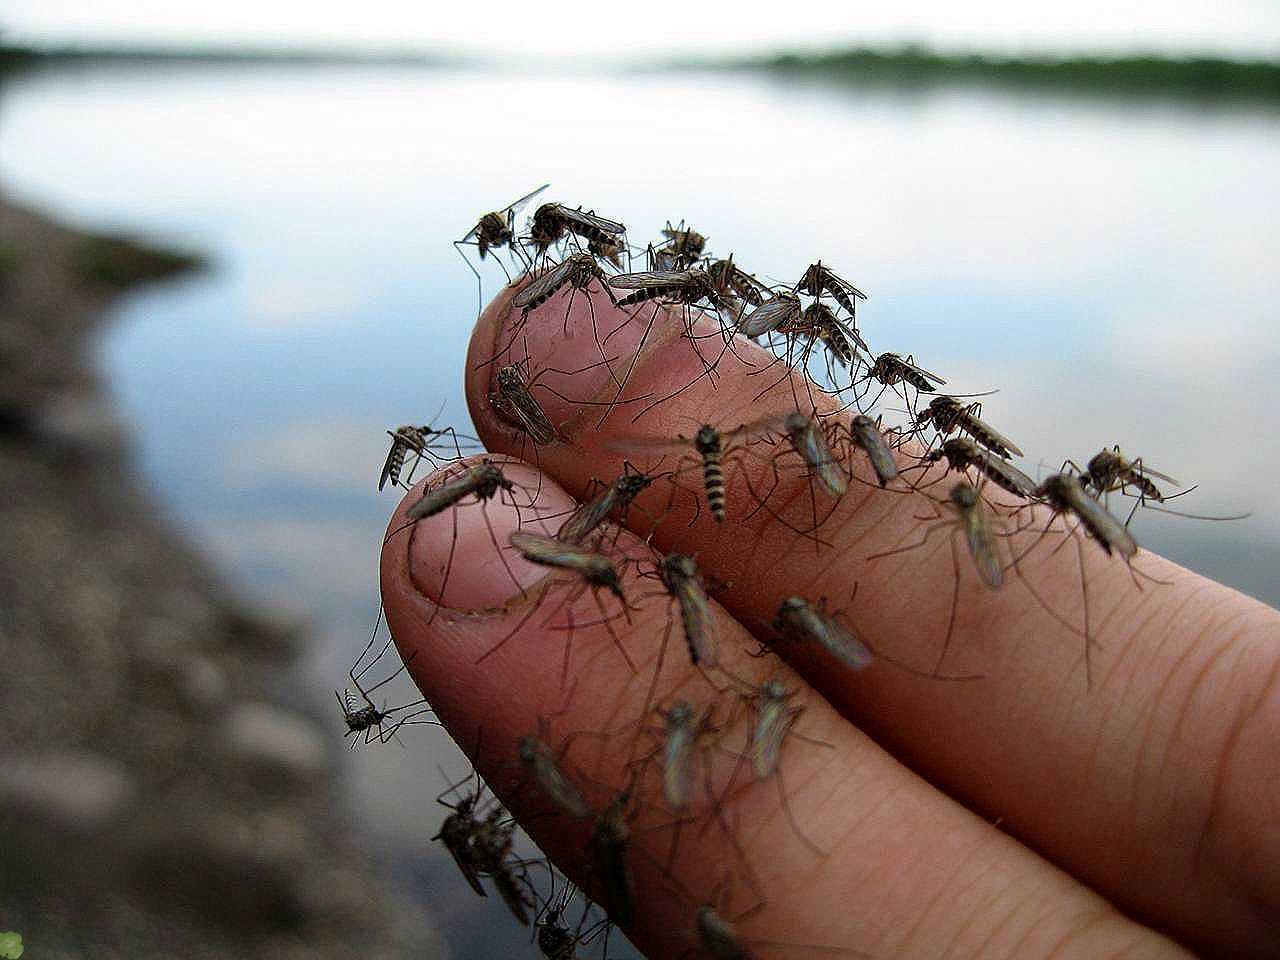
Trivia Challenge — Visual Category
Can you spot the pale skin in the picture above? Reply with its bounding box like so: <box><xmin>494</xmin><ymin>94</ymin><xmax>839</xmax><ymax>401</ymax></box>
<box><xmin>381</xmin><ymin>279</ymin><xmax>1280</xmax><ymax>959</ymax></box>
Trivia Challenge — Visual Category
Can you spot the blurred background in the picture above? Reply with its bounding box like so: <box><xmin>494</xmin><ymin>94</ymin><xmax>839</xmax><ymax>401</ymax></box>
<box><xmin>0</xmin><ymin>2</ymin><xmax>1277</xmax><ymax>957</ymax></box>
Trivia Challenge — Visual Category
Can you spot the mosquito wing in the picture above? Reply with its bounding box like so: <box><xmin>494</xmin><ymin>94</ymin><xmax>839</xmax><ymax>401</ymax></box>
<box><xmin>960</xmin><ymin>505</ymin><xmax>1004</xmax><ymax>588</ymax></box>
<box><xmin>738</xmin><ymin>293</ymin><xmax>800</xmax><ymax>337</ymax></box>
<box><xmin>1129</xmin><ymin>462</ymin><xmax>1180</xmax><ymax>487</ymax></box>
<box><xmin>407</xmin><ymin>469</ymin><xmax>481</xmax><ymax>519</ymax></box>
<box><xmin>896</xmin><ymin>354</ymin><xmax>947</xmax><ymax>387</ymax></box>
<box><xmin>504</xmin><ymin>183</ymin><xmax>550</xmax><ymax>217</ymax></box>
<box><xmin>787</xmin><ymin>416</ymin><xmax>848</xmax><ymax>497</ymax></box>
<box><xmin>493</xmin><ymin>375</ymin><xmax>558</xmax><ymax>445</ymax></box>
<box><xmin>509</xmin><ymin>531</ymin><xmax>605</xmax><ymax>571</ymax></box>
<box><xmin>963</xmin><ymin>407</ymin><xmax>1024</xmax><ymax>459</ymax></box>
<box><xmin>849</xmin><ymin>416</ymin><xmax>899</xmax><ymax>486</ymax></box>
<box><xmin>751</xmin><ymin>698</ymin><xmax>795</xmax><ymax>779</ymax></box>
<box><xmin>984</xmin><ymin>454</ymin><xmax>1039</xmax><ymax>498</ymax></box>
<box><xmin>557</xmin><ymin>205</ymin><xmax>626</xmax><ymax>237</ymax></box>
<box><xmin>607</xmin><ymin>269</ymin><xmax>698</xmax><ymax>289</ymax></box>
<box><xmin>1062</xmin><ymin>479</ymin><xmax>1139</xmax><ymax>558</ymax></box>
<box><xmin>556</xmin><ymin>488</ymin><xmax>618</xmax><ymax>544</ymax></box>
<box><xmin>672</xmin><ymin>576</ymin><xmax>718</xmax><ymax>668</ymax></box>
<box><xmin>378</xmin><ymin>433</ymin><xmax>403</xmax><ymax>492</ymax></box>
<box><xmin>513</xmin><ymin>256</ymin><xmax>577</xmax><ymax>308</ymax></box>
<box><xmin>827</xmin><ymin>313</ymin><xmax>870</xmax><ymax>356</ymax></box>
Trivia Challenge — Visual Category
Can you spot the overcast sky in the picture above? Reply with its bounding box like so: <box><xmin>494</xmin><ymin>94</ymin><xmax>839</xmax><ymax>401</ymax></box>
<box><xmin>5</xmin><ymin>0</ymin><xmax>1280</xmax><ymax>58</ymax></box>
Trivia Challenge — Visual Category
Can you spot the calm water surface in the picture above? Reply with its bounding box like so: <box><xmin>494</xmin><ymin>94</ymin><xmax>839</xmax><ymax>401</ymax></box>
<box><xmin>2</xmin><ymin>62</ymin><xmax>1277</xmax><ymax>956</ymax></box>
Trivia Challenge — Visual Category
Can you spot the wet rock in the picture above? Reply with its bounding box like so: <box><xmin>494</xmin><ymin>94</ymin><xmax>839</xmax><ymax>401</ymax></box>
<box><xmin>132</xmin><ymin>810</ymin><xmax>310</xmax><ymax>932</ymax></box>
<box><xmin>134</xmin><ymin>649</ymin><xmax>228</xmax><ymax>715</ymax></box>
<box><xmin>33</xmin><ymin>394</ymin><xmax>128</xmax><ymax>459</ymax></box>
<box><xmin>0</xmin><ymin>750</ymin><xmax>135</xmax><ymax>827</ymax></box>
<box><xmin>221</xmin><ymin>702</ymin><xmax>327</xmax><ymax>784</ymax></box>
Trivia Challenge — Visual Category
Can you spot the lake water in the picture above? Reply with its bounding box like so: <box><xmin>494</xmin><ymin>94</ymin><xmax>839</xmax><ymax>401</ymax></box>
<box><xmin>2</xmin><ymin>61</ymin><xmax>1277</xmax><ymax>956</ymax></box>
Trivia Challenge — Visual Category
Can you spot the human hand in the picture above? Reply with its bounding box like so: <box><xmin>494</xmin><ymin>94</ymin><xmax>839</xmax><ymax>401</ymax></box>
<box><xmin>380</xmin><ymin>281</ymin><xmax>1279</xmax><ymax>958</ymax></box>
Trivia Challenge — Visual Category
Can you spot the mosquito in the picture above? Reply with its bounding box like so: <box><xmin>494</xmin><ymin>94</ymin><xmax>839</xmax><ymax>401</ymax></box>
<box><xmin>1014</xmin><ymin>473</ymin><xmax>1151</xmax><ymax>685</ymax></box>
<box><xmin>858</xmin><ymin>351</ymin><xmax>946</xmax><ymax>411</ymax></box>
<box><xmin>334</xmin><ymin>686</ymin><xmax>435</xmax><ymax>747</ymax></box>
<box><xmin>433</xmin><ymin>766</ymin><xmax>492</xmax><ymax>899</ymax></box>
<box><xmin>518</xmin><ymin>734</ymin><xmax>592</xmax><ymax>820</ymax></box>
<box><xmin>535</xmin><ymin>870</ymin><xmax>611</xmax><ymax>960</ymax></box>
<box><xmin>476</xmin><ymin>531</ymin><xmax>636</xmax><ymax>676</ymax></box>
<box><xmin>491</xmin><ymin>362</ymin><xmax>561</xmax><ymax>444</ymax></box>
<box><xmin>508</xmin><ymin>531</ymin><xmax>627</xmax><ymax>601</ymax></box>
<box><xmin>473</xmin><ymin>806</ymin><xmax>536</xmax><ymax>925</ymax></box>
<box><xmin>725</xmin><ymin>679</ymin><xmax>835</xmax><ymax>857</ymax></box>
<box><xmin>388</xmin><ymin>460</ymin><xmax>534</xmax><ymax>618</ymax></box>
<box><xmin>780</xmin><ymin>411</ymin><xmax>848</xmax><ymax>498</ymax></box>
<box><xmin>630</xmin><ymin>552</ymin><xmax>724</xmax><ymax>726</ymax></box>
<box><xmin>338</xmin><ymin>606</ymin><xmax>436</xmax><ymax>745</ymax></box>
<box><xmin>844</xmin><ymin>414</ymin><xmax>900</xmax><ymax>487</ymax></box>
<box><xmin>737</xmin><ymin>289</ymin><xmax>802</xmax><ymax>339</ymax></box>
<box><xmin>617</xmin><ymin>422</ymin><xmax>750</xmax><ymax>524</ymax></box>
<box><xmin>607</xmin><ymin>267</ymin><xmax>734</xmax><ymax>313</ymax></box>
<box><xmin>601</xmin><ymin>267</ymin><xmax>757</xmax><ymax>424</ymax></box>
<box><xmin>751</xmin><ymin>300</ymin><xmax>867</xmax><ymax>408</ymax></box>
<box><xmin>1076</xmin><ymin>445</ymin><xmax>1180</xmax><ymax>504</ymax></box>
<box><xmin>801</xmin><ymin>301</ymin><xmax>866</xmax><ymax>367</ymax></box>
<box><xmin>529</xmin><ymin>202</ymin><xmax>627</xmax><ymax>259</ymax></box>
<box><xmin>1035</xmin><ymin>473</ymin><xmax>1137</xmax><ymax>560</ymax></box>
<box><xmin>864</xmin><ymin>481</ymin><xmax>1009</xmax><ymax>673</ymax></box>
<box><xmin>795</xmin><ymin>260</ymin><xmax>868</xmax><ymax>319</ymax></box>
<box><xmin>555</xmin><ymin>462</ymin><xmax>662</xmax><ymax>545</ymax></box>
<box><xmin>513</xmin><ymin>252</ymin><xmax>618</xmax><ymax>320</ymax></box>
<box><xmin>771</xmin><ymin>596</ymin><xmax>873</xmax><ymax>674</ymax></box>
<box><xmin>732</xmin><ymin>412</ymin><xmax>854</xmax><ymax>545</ymax></box>
<box><xmin>589</xmin><ymin>236</ymin><xmax>627</xmax><ymax>268</ymax></box>
<box><xmin>654</xmin><ymin>220</ymin><xmax>708</xmax><ymax>270</ymax></box>
<box><xmin>590</xmin><ymin>790</ymin><xmax>635</xmax><ymax>927</ymax></box>
<box><xmin>916</xmin><ymin>396</ymin><xmax>1024</xmax><ymax>459</ymax></box>
<box><xmin>403</xmin><ymin>461</ymin><xmax>516</xmax><ymax>521</ymax></box>
<box><xmin>501</xmin><ymin>252</ymin><xmax>624</xmax><ymax>380</ymax></box>
<box><xmin>706</xmin><ymin>256</ymin><xmax>771</xmax><ymax>312</ymax></box>
<box><xmin>455</xmin><ymin>184</ymin><xmax>549</xmax><ymax>310</ymax></box>
<box><xmin>769</xmin><ymin>595</ymin><xmax>979</xmax><ymax>681</ymax></box>
<box><xmin>1068</xmin><ymin>446</ymin><xmax>1245</xmax><ymax>526</ymax></box>
<box><xmin>918</xmin><ymin>436</ymin><xmax>1038</xmax><ymax>499</ymax></box>
<box><xmin>378</xmin><ymin>422</ymin><xmax>474</xmax><ymax>492</ymax></box>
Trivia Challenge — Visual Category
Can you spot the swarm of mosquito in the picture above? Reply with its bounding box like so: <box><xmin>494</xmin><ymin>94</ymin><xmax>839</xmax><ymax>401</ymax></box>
<box><xmin>336</xmin><ymin>186</ymin><xmax>1242</xmax><ymax>959</ymax></box>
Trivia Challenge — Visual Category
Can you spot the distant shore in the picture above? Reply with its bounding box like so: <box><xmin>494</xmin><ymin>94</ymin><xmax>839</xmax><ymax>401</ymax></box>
<box><xmin>4</xmin><ymin>40</ymin><xmax>1279</xmax><ymax>102</ymax></box>
<box><xmin>704</xmin><ymin>46</ymin><xmax>1280</xmax><ymax>102</ymax></box>
<box><xmin>0</xmin><ymin>40</ymin><xmax>453</xmax><ymax>73</ymax></box>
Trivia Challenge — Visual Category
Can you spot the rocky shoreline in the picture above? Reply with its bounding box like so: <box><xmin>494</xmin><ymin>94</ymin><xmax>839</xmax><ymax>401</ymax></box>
<box><xmin>0</xmin><ymin>194</ymin><xmax>437</xmax><ymax>958</ymax></box>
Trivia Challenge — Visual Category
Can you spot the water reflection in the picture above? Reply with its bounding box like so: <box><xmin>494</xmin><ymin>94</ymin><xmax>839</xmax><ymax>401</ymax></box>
<box><xmin>1</xmin><ymin>62</ymin><xmax>1276</xmax><ymax>956</ymax></box>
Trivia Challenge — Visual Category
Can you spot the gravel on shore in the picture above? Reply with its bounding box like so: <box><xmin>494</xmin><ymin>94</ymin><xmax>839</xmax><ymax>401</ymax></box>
<box><xmin>0</xmin><ymin>193</ymin><xmax>439</xmax><ymax>959</ymax></box>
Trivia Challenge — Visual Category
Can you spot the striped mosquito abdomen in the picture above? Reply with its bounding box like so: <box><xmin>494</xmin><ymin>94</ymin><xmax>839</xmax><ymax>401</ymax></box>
<box><xmin>694</xmin><ymin>425</ymin><xmax>726</xmax><ymax>522</ymax></box>
<box><xmin>338</xmin><ymin>688</ymin><xmax>381</xmax><ymax>732</ymax></box>
<box><xmin>958</xmin><ymin>407</ymin><xmax>1023</xmax><ymax>459</ymax></box>
<box><xmin>616</xmin><ymin>283</ymin><xmax>677</xmax><ymax>307</ymax></box>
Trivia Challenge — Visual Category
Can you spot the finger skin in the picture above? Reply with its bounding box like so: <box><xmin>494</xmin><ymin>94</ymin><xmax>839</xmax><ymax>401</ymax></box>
<box><xmin>463</xmin><ymin>278</ymin><xmax>1280</xmax><ymax>956</ymax></box>
<box><xmin>381</xmin><ymin>459</ymin><xmax>1188</xmax><ymax>959</ymax></box>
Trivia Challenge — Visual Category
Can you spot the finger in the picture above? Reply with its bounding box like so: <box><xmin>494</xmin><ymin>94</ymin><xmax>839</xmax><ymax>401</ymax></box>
<box><xmin>464</xmin><ymin>278</ymin><xmax>1280</xmax><ymax>955</ymax></box>
<box><xmin>381</xmin><ymin>457</ymin><xmax>1189</xmax><ymax>959</ymax></box>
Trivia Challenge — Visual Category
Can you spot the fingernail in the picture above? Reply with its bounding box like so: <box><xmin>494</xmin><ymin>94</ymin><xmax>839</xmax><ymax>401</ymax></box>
<box><xmin>403</xmin><ymin>461</ymin><xmax>578</xmax><ymax>611</ymax></box>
